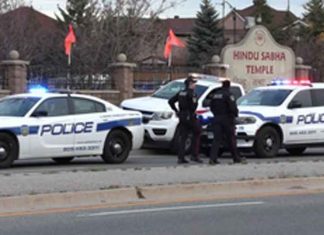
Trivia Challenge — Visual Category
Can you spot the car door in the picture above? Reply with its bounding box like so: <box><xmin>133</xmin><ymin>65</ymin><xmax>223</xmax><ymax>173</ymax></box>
<box><xmin>284</xmin><ymin>89</ymin><xmax>317</xmax><ymax>144</ymax></box>
<box><xmin>71</xmin><ymin>97</ymin><xmax>108</xmax><ymax>156</ymax></box>
<box><xmin>28</xmin><ymin>96</ymin><xmax>75</xmax><ymax>158</ymax></box>
<box><xmin>310</xmin><ymin>88</ymin><xmax>324</xmax><ymax>143</ymax></box>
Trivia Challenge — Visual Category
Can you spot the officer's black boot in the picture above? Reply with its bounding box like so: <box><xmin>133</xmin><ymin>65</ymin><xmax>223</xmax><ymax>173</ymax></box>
<box><xmin>190</xmin><ymin>155</ymin><xmax>203</xmax><ymax>163</ymax></box>
<box><xmin>233</xmin><ymin>157</ymin><xmax>247</xmax><ymax>164</ymax></box>
<box><xmin>178</xmin><ymin>158</ymin><xmax>189</xmax><ymax>164</ymax></box>
<box><xmin>209</xmin><ymin>159</ymin><xmax>220</xmax><ymax>165</ymax></box>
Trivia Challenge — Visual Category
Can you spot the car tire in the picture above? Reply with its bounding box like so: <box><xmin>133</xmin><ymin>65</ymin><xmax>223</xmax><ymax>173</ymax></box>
<box><xmin>0</xmin><ymin>133</ymin><xmax>18</xmax><ymax>168</ymax></box>
<box><xmin>254</xmin><ymin>126</ymin><xmax>280</xmax><ymax>158</ymax></box>
<box><xmin>102</xmin><ymin>130</ymin><xmax>131</xmax><ymax>164</ymax></box>
<box><xmin>285</xmin><ymin>147</ymin><xmax>306</xmax><ymax>156</ymax></box>
<box><xmin>171</xmin><ymin>128</ymin><xmax>193</xmax><ymax>155</ymax></box>
<box><xmin>52</xmin><ymin>157</ymin><xmax>74</xmax><ymax>164</ymax></box>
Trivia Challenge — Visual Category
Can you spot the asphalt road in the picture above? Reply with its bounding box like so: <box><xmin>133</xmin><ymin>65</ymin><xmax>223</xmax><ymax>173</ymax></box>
<box><xmin>1</xmin><ymin>193</ymin><xmax>324</xmax><ymax>235</ymax></box>
<box><xmin>5</xmin><ymin>147</ymin><xmax>324</xmax><ymax>174</ymax></box>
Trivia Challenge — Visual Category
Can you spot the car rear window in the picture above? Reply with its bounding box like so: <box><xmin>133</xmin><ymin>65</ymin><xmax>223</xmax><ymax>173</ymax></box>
<box><xmin>152</xmin><ymin>81</ymin><xmax>208</xmax><ymax>99</ymax></box>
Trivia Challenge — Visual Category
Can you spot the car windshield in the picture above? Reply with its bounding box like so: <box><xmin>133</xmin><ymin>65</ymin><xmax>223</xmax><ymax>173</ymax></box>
<box><xmin>237</xmin><ymin>89</ymin><xmax>292</xmax><ymax>106</ymax></box>
<box><xmin>0</xmin><ymin>97</ymin><xmax>41</xmax><ymax>117</ymax></box>
<box><xmin>152</xmin><ymin>81</ymin><xmax>208</xmax><ymax>99</ymax></box>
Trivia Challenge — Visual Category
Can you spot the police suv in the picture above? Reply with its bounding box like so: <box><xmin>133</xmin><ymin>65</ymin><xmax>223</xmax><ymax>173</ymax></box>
<box><xmin>121</xmin><ymin>74</ymin><xmax>245</xmax><ymax>153</ymax></box>
<box><xmin>0</xmin><ymin>89</ymin><xmax>144</xmax><ymax>168</ymax></box>
<box><xmin>233</xmin><ymin>79</ymin><xmax>324</xmax><ymax>158</ymax></box>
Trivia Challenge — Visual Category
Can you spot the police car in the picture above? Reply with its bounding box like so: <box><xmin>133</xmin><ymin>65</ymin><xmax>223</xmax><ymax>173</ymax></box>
<box><xmin>0</xmin><ymin>88</ymin><xmax>144</xmax><ymax>168</ymax></box>
<box><xmin>234</xmin><ymin>79</ymin><xmax>324</xmax><ymax>158</ymax></box>
<box><xmin>121</xmin><ymin>74</ymin><xmax>245</xmax><ymax>153</ymax></box>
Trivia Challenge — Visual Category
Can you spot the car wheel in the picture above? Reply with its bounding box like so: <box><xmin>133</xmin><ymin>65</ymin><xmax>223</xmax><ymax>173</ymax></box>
<box><xmin>285</xmin><ymin>147</ymin><xmax>306</xmax><ymax>156</ymax></box>
<box><xmin>52</xmin><ymin>157</ymin><xmax>74</xmax><ymax>164</ymax></box>
<box><xmin>171</xmin><ymin>128</ymin><xmax>192</xmax><ymax>155</ymax></box>
<box><xmin>0</xmin><ymin>133</ymin><xmax>18</xmax><ymax>168</ymax></box>
<box><xmin>254</xmin><ymin>126</ymin><xmax>280</xmax><ymax>158</ymax></box>
<box><xmin>102</xmin><ymin>130</ymin><xmax>131</xmax><ymax>164</ymax></box>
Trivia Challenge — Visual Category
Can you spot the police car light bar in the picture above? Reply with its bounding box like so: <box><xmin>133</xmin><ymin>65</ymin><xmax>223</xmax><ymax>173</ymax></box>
<box><xmin>189</xmin><ymin>73</ymin><xmax>221</xmax><ymax>82</ymax></box>
<box><xmin>29</xmin><ymin>85</ymin><xmax>48</xmax><ymax>94</ymax></box>
<box><xmin>269</xmin><ymin>78</ymin><xmax>312</xmax><ymax>86</ymax></box>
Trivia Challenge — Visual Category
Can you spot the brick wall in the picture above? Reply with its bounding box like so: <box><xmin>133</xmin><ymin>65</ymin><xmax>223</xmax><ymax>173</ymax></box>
<box><xmin>0</xmin><ymin>90</ymin><xmax>10</xmax><ymax>98</ymax></box>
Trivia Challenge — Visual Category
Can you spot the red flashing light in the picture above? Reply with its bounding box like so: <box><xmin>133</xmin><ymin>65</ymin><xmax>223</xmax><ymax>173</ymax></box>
<box><xmin>196</xmin><ymin>109</ymin><xmax>209</xmax><ymax>115</ymax></box>
<box><xmin>270</xmin><ymin>78</ymin><xmax>312</xmax><ymax>86</ymax></box>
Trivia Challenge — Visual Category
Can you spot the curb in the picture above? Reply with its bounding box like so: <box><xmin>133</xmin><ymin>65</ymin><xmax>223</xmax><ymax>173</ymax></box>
<box><xmin>1</xmin><ymin>177</ymin><xmax>324</xmax><ymax>216</ymax></box>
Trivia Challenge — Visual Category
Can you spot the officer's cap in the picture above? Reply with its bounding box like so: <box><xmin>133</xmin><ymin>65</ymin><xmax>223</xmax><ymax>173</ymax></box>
<box><xmin>185</xmin><ymin>75</ymin><xmax>197</xmax><ymax>86</ymax></box>
<box><xmin>222</xmin><ymin>78</ymin><xmax>231</xmax><ymax>88</ymax></box>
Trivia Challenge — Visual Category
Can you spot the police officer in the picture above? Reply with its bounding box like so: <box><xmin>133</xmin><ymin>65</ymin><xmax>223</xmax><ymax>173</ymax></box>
<box><xmin>208</xmin><ymin>79</ymin><xmax>245</xmax><ymax>164</ymax></box>
<box><xmin>168</xmin><ymin>75</ymin><xmax>203</xmax><ymax>164</ymax></box>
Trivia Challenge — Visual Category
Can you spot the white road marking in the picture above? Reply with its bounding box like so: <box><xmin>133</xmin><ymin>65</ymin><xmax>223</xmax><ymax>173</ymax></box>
<box><xmin>78</xmin><ymin>201</ymin><xmax>265</xmax><ymax>217</ymax></box>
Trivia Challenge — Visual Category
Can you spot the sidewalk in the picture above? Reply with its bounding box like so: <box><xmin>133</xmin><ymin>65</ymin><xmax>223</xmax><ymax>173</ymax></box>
<box><xmin>1</xmin><ymin>160</ymin><xmax>324</xmax><ymax>215</ymax></box>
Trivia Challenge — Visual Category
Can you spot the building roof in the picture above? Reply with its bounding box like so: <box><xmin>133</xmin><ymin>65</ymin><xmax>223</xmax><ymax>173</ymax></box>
<box><xmin>164</xmin><ymin>5</ymin><xmax>299</xmax><ymax>36</ymax></box>
<box><xmin>164</xmin><ymin>17</ymin><xmax>195</xmax><ymax>36</ymax></box>
<box><xmin>0</xmin><ymin>6</ymin><xmax>60</xmax><ymax>32</ymax></box>
<box><xmin>235</xmin><ymin>5</ymin><xmax>298</xmax><ymax>28</ymax></box>
<box><xmin>0</xmin><ymin>6</ymin><xmax>63</xmax><ymax>63</ymax></box>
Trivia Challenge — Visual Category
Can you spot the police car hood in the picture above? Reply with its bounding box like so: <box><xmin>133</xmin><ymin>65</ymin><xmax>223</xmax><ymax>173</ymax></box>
<box><xmin>238</xmin><ymin>106</ymin><xmax>280</xmax><ymax>118</ymax></box>
<box><xmin>121</xmin><ymin>96</ymin><xmax>171</xmax><ymax>113</ymax></box>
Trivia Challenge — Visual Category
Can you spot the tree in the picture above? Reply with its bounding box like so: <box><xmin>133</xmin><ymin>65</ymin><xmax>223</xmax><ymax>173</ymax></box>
<box><xmin>303</xmin><ymin>0</ymin><xmax>324</xmax><ymax>37</ymax></box>
<box><xmin>252</xmin><ymin>0</ymin><xmax>274</xmax><ymax>29</ymax></box>
<box><xmin>0</xmin><ymin>0</ymin><xmax>25</xmax><ymax>13</ymax></box>
<box><xmin>187</xmin><ymin>0</ymin><xmax>224</xmax><ymax>67</ymax></box>
<box><xmin>301</xmin><ymin>0</ymin><xmax>324</xmax><ymax>81</ymax></box>
<box><xmin>274</xmin><ymin>11</ymin><xmax>296</xmax><ymax>47</ymax></box>
<box><xmin>56</xmin><ymin>0</ymin><xmax>99</xmax><ymax>27</ymax></box>
<box><xmin>55</xmin><ymin>0</ymin><xmax>184</xmax><ymax>78</ymax></box>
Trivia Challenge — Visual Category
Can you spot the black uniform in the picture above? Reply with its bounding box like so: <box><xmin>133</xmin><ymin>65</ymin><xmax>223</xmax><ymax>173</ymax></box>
<box><xmin>208</xmin><ymin>84</ymin><xmax>242</xmax><ymax>163</ymax></box>
<box><xmin>168</xmin><ymin>88</ymin><xmax>201</xmax><ymax>162</ymax></box>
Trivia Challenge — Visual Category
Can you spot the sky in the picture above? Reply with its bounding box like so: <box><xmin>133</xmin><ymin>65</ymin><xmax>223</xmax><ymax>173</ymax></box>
<box><xmin>30</xmin><ymin>0</ymin><xmax>307</xmax><ymax>19</ymax></box>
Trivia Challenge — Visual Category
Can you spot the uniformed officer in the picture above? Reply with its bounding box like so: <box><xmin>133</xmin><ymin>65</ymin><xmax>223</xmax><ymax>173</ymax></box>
<box><xmin>168</xmin><ymin>75</ymin><xmax>203</xmax><ymax>164</ymax></box>
<box><xmin>208</xmin><ymin>79</ymin><xmax>246</xmax><ymax>164</ymax></box>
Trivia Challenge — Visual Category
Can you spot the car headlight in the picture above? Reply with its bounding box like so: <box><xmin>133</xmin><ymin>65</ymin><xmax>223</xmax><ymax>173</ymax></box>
<box><xmin>236</xmin><ymin>116</ymin><xmax>257</xmax><ymax>125</ymax></box>
<box><xmin>152</xmin><ymin>112</ymin><xmax>173</xmax><ymax>120</ymax></box>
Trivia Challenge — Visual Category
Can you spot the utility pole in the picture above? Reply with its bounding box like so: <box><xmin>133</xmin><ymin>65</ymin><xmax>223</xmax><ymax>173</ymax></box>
<box><xmin>217</xmin><ymin>1</ymin><xmax>244</xmax><ymax>43</ymax></box>
<box><xmin>222</xmin><ymin>0</ymin><xmax>225</xmax><ymax>28</ymax></box>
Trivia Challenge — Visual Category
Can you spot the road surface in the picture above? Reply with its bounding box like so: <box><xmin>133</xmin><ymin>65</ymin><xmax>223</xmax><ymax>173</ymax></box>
<box><xmin>4</xmin><ymin>147</ymin><xmax>324</xmax><ymax>174</ymax></box>
<box><xmin>1</xmin><ymin>193</ymin><xmax>324</xmax><ymax>235</ymax></box>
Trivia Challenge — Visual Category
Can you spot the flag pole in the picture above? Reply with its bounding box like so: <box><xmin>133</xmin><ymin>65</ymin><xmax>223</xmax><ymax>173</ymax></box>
<box><xmin>168</xmin><ymin>50</ymin><xmax>172</xmax><ymax>82</ymax></box>
<box><xmin>65</xmin><ymin>24</ymin><xmax>76</xmax><ymax>91</ymax></box>
<box><xmin>67</xmin><ymin>52</ymin><xmax>71</xmax><ymax>90</ymax></box>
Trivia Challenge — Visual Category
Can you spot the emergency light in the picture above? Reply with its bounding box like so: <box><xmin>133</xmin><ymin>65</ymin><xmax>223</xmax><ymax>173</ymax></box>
<box><xmin>29</xmin><ymin>85</ymin><xmax>48</xmax><ymax>94</ymax></box>
<box><xmin>270</xmin><ymin>78</ymin><xmax>311</xmax><ymax>86</ymax></box>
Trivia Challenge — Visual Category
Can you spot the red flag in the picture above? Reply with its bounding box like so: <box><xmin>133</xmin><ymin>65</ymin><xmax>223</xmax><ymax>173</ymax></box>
<box><xmin>65</xmin><ymin>24</ymin><xmax>76</xmax><ymax>56</ymax></box>
<box><xmin>164</xmin><ymin>29</ymin><xmax>185</xmax><ymax>59</ymax></box>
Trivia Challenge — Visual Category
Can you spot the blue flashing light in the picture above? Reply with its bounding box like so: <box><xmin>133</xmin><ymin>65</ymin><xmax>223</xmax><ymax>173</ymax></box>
<box><xmin>29</xmin><ymin>85</ymin><xmax>48</xmax><ymax>94</ymax></box>
<box><xmin>270</xmin><ymin>78</ymin><xmax>311</xmax><ymax>86</ymax></box>
<box><xmin>198</xmin><ymin>115</ymin><xmax>213</xmax><ymax>125</ymax></box>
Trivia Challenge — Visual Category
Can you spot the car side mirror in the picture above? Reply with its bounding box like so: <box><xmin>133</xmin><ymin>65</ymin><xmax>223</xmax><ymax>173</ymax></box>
<box><xmin>288</xmin><ymin>100</ymin><xmax>302</xmax><ymax>109</ymax></box>
<box><xmin>32</xmin><ymin>110</ymin><xmax>48</xmax><ymax>117</ymax></box>
<box><xmin>203</xmin><ymin>99</ymin><xmax>211</xmax><ymax>107</ymax></box>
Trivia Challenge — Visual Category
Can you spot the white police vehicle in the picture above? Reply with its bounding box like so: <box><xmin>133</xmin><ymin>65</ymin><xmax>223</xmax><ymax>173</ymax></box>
<box><xmin>121</xmin><ymin>74</ymin><xmax>245</xmax><ymax>153</ymax></box>
<box><xmin>0</xmin><ymin>88</ymin><xmax>144</xmax><ymax>168</ymax></box>
<box><xmin>234</xmin><ymin>79</ymin><xmax>324</xmax><ymax>158</ymax></box>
